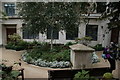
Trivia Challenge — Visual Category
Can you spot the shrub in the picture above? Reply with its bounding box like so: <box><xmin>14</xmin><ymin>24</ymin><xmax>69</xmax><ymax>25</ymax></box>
<box><xmin>65</xmin><ymin>42</ymin><xmax>74</xmax><ymax>46</ymax></box>
<box><xmin>52</xmin><ymin>45</ymin><xmax>64</xmax><ymax>52</ymax></box>
<box><xmin>5</xmin><ymin>41</ymin><xmax>27</xmax><ymax>51</ymax></box>
<box><xmin>31</xmin><ymin>42</ymin><xmax>50</xmax><ymax>51</ymax></box>
<box><xmin>8</xmin><ymin>33</ymin><xmax>21</xmax><ymax>44</ymax></box>
<box><xmin>103</xmin><ymin>72</ymin><xmax>113</xmax><ymax>79</ymax></box>
<box><xmin>76</xmin><ymin>36</ymin><xmax>93</xmax><ymax>41</ymax></box>
<box><xmin>5</xmin><ymin>34</ymin><xmax>28</xmax><ymax>51</ymax></box>
<box><xmin>5</xmin><ymin>42</ymin><xmax>13</xmax><ymax>49</ymax></box>
<box><xmin>93</xmin><ymin>44</ymin><xmax>104</xmax><ymax>51</ymax></box>
<box><xmin>75</xmin><ymin>36</ymin><xmax>92</xmax><ymax>46</ymax></box>
<box><xmin>39</xmin><ymin>42</ymin><xmax>50</xmax><ymax>51</ymax></box>
<box><xmin>24</xmin><ymin>56</ymin><xmax>33</xmax><ymax>64</ymax></box>
<box><xmin>64</xmin><ymin>42</ymin><xmax>76</xmax><ymax>49</ymax></box>
<box><xmin>54</xmin><ymin>50</ymin><xmax>70</xmax><ymax>61</ymax></box>
<box><xmin>74</xmin><ymin>70</ymin><xmax>97</xmax><ymax>80</ymax></box>
<box><xmin>40</xmin><ymin>53</ymin><xmax>55</xmax><ymax>61</ymax></box>
<box><xmin>0</xmin><ymin>63</ymin><xmax>21</xmax><ymax>80</ymax></box>
<box><xmin>25</xmin><ymin>49</ymin><xmax>42</xmax><ymax>60</ymax></box>
<box><xmin>5</xmin><ymin>42</ymin><xmax>15</xmax><ymax>49</ymax></box>
<box><xmin>17</xmin><ymin>40</ymin><xmax>28</xmax><ymax>47</ymax></box>
<box><xmin>14</xmin><ymin>46</ymin><xmax>25</xmax><ymax>51</ymax></box>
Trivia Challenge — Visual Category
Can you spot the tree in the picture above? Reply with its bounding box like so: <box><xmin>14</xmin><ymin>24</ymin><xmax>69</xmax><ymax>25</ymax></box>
<box><xmin>102</xmin><ymin>2</ymin><xmax>120</xmax><ymax>30</ymax></box>
<box><xmin>17</xmin><ymin>2</ymin><xmax>96</xmax><ymax>49</ymax></box>
<box><xmin>0</xmin><ymin>11</ymin><xmax>8</xmax><ymax>19</ymax></box>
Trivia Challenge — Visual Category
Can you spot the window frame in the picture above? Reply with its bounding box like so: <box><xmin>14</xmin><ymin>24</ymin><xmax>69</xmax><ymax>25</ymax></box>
<box><xmin>3</xmin><ymin>2</ymin><xmax>15</xmax><ymax>16</ymax></box>
<box><xmin>47</xmin><ymin>27</ymin><xmax>59</xmax><ymax>40</ymax></box>
<box><xmin>22</xmin><ymin>30</ymin><xmax>39</xmax><ymax>39</ymax></box>
<box><xmin>86</xmin><ymin>25</ymin><xmax>98</xmax><ymax>41</ymax></box>
<box><xmin>66</xmin><ymin>28</ymin><xmax>78</xmax><ymax>40</ymax></box>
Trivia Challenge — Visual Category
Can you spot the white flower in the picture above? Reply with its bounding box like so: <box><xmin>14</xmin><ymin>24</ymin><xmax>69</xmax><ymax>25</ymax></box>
<box><xmin>22</xmin><ymin>53</ymin><xmax>71</xmax><ymax>68</ymax></box>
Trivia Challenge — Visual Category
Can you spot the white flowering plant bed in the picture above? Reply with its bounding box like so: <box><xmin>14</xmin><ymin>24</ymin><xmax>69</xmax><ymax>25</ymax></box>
<box><xmin>22</xmin><ymin>52</ymin><xmax>100</xmax><ymax>68</ymax></box>
<box><xmin>22</xmin><ymin>53</ymin><xmax>71</xmax><ymax>68</ymax></box>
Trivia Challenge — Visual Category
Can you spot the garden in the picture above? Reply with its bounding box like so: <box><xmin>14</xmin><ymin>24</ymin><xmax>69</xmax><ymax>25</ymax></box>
<box><xmin>4</xmin><ymin>33</ymin><xmax>102</xmax><ymax>68</ymax></box>
<box><xmin>5</xmin><ymin>34</ymin><xmax>72</xmax><ymax>68</ymax></box>
<box><xmin>22</xmin><ymin>42</ymin><xmax>71</xmax><ymax>68</ymax></box>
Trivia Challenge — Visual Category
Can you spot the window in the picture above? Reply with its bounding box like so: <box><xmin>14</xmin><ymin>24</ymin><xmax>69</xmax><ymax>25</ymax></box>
<box><xmin>47</xmin><ymin>27</ymin><xmax>59</xmax><ymax>39</ymax></box>
<box><xmin>4</xmin><ymin>3</ymin><xmax>15</xmax><ymax>16</ymax></box>
<box><xmin>86</xmin><ymin>25</ymin><xmax>98</xmax><ymax>41</ymax></box>
<box><xmin>96</xmin><ymin>2</ymin><xmax>106</xmax><ymax>13</ymax></box>
<box><xmin>66</xmin><ymin>28</ymin><xmax>78</xmax><ymax>40</ymax></box>
<box><xmin>23</xmin><ymin>31</ymin><xmax>39</xmax><ymax>39</ymax></box>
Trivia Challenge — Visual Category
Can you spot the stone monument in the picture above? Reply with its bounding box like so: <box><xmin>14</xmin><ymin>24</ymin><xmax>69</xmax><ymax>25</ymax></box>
<box><xmin>69</xmin><ymin>44</ymin><xmax>94</xmax><ymax>69</ymax></box>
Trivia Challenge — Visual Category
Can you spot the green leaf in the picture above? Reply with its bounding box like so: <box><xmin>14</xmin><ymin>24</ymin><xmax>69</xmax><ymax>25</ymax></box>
<box><xmin>10</xmin><ymin>70</ymin><xmax>20</xmax><ymax>78</ymax></box>
<box><xmin>84</xmin><ymin>74</ymin><xmax>90</xmax><ymax>78</ymax></box>
<box><xmin>0</xmin><ymin>71</ymin><xmax>5</xmax><ymax>75</ymax></box>
<box><xmin>81</xmin><ymin>70</ymin><xmax>89</xmax><ymax>75</ymax></box>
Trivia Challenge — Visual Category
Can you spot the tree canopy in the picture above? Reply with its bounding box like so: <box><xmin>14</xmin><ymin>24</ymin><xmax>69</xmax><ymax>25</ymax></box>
<box><xmin>17</xmin><ymin>2</ymin><xmax>96</xmax><ymax>35</ymax></box>
<box><xmin>102</xmin><ymin>2</ymin><xmax>120</xmax><ymax>30</ymax></box>
<box><xmin>17</xmin><ymin>2</ymin><xmax>96</xmax><ymax>49</ymax></box>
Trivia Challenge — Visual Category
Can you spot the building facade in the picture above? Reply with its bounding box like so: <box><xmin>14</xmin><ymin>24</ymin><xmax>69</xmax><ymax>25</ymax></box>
<box><xmin>0</xmin><ymin>1</ymin><xmax>120</xmax><ymax>47</ymax></box>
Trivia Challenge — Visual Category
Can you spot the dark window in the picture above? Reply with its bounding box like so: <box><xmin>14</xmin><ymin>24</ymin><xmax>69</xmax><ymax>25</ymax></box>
<box><xmin>47</xmin><ymin>27</ymin><xmax>59</xmax><ymax>39</ymax></box>
<box><xmin>86</xmin><ymin>25</ymin><xmax>98</xmax><ymax>41</ymax></box>
<box><xmin>23</xmin><ymin>31</ymin><xmax>39</xmax><ymax>39</ymax></box>
<box><xmin>96</xmin><ymin>2</ymin><xmax>106</xmax><ymax>13</ymax></box>
<box><xmin>66</xmin><ymin>28</ymin><xmax>78</xmax><ymax>40</ymax></box>
<box><xmin>4</xmin><ymin>3</ymin><xmax>15</xmax><ymax>16</ymax></box>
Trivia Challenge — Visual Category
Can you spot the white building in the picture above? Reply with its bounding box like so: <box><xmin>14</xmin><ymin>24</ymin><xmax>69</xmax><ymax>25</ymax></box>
<box><xmin>0</xmin><ymin>1</ymin><xmax>120</xmax><ymax>47</ymax></box>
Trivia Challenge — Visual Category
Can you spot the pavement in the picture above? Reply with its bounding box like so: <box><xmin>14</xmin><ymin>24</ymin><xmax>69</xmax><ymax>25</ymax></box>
<box><xmin>0</xmin><ymin>48</ymin><xmax>118</xmax><ymax>78</ymax></box>
<box><xmin>0</xmin><ymin>48</ymin><xmax>48</xmax><ymax>78</ymax></box>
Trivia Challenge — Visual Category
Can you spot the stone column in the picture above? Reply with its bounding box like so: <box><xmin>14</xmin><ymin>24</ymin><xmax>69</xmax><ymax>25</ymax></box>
<box><xmin>69</xmin><ymin>44</ymin><xmax>94</xmax><ymax>69</ymax></box>
<box><xmin>114</xmin><ymin>60</ymin><xmax>120</xmax><ymax>79</ymax></box>
<box><xmin>59</xmin><ymin>30</ymin><xmax>66</xmax><ymax>44</ymax></box>
<box><xmin>0</xmin><ymin>1</ymin><xmax>2</xmax><ymax>46</ymax></box>
<box><xmin>39</xmin><ymin>33</ymin><xmax>46</xmax><ymax>42</ymax></box>
<box><xmin>0</xmin><ymin>22</ymin><xmax>2</xmax><ymax>46</ymax></box>
<box><xmin>17</xmin><ymin>21</ymin><xmax>23</xmax><ymax>38</ymax></box>
<box><xmin>79</xmin><ymin>23</ymin><xmax>86</xmax><ymax>38</ymax></box>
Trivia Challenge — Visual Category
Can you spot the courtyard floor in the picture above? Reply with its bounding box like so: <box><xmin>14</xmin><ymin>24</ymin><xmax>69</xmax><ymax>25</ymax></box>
<box><xmin>0</xmin><ymin>47</ymin><xmax>118</xmax><ymax>78</ymax></box>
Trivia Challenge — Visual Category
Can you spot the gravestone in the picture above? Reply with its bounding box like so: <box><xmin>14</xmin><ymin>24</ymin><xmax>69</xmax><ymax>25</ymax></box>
<box><xmin>69</xmin><ymin>44</ymin><xmax>94</xmax><ymax>69</ymax></box>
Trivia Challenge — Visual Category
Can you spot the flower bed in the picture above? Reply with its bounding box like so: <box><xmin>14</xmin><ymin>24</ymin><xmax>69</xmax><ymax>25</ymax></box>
<box><xmin>21</xmin><ymin>42</ymin><xmax>71</xmax><ymax>68</ymax></box>
<box><xmin>21</xmin><ymin>42</ymin><xmax>100</xmax><ymax>68</ymax></box>
<box><xmin>22</xmin><ymin>53</ymin><xmax>71</xmax><ymax>68</ymax></box>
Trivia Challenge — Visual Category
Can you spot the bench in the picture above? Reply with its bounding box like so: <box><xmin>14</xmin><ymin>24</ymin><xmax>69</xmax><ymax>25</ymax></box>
<box><xmin>48</xmin><ymin>67</ymin><xmax>110</xmax><ymax>80</ymax></box>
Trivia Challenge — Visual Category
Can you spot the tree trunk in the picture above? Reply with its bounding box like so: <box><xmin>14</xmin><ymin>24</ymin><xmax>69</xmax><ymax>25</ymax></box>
<box><xmin>50</xmin><ymin>28</ymin><xmax>53</xmax><ymax>50</ymax></box>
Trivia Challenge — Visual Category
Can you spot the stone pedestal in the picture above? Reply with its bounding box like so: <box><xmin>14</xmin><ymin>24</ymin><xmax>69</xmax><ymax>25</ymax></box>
<box><xmin>114</xmin><ymin>60</ymin><xmax>120</xmax><ymax>79</ymax></box>
<box><xmin>69</xmin><ymin>44</ymin><xmax>94</xmax><ymax>69</ymax></box>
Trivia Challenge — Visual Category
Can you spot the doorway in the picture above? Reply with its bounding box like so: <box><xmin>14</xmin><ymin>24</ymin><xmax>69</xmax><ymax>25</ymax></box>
<box><xmin>111</xmin><ymin>27</ymin><xmax>119</xmax><ymax>44</ymax></box>
<box><xmin>6</xmin><ymin>28</ymin><xmax>16</xmax><ymax>43</ymax></box>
